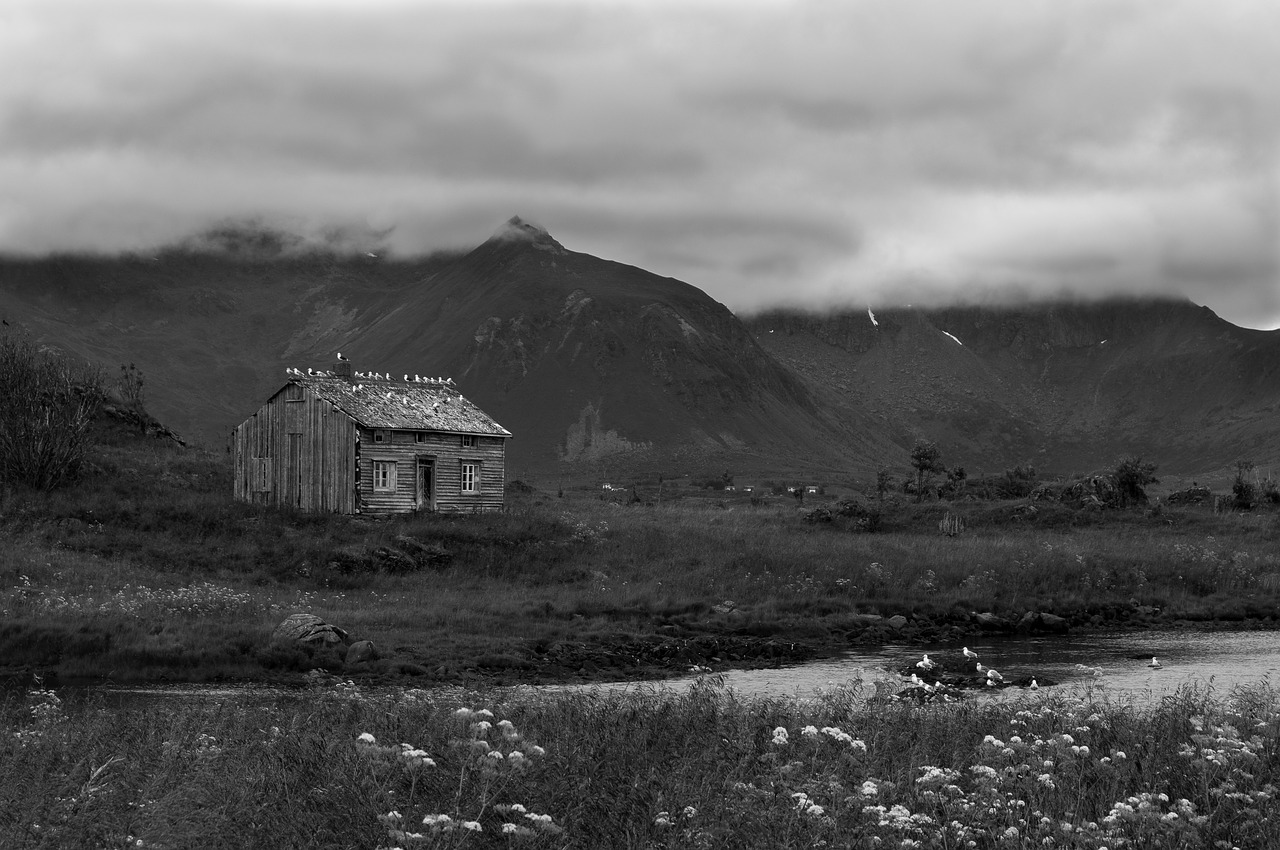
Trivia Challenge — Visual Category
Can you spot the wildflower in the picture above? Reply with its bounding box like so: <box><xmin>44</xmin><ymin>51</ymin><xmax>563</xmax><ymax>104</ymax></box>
<box><xmin>358</xmin><ymin>732</ymin><xmax>377</xmax><ymax>744</ymax></box>
<box><xmin>860</xmin><ymin>780</ymin><xmax>880</xmax><ymax>797</ymax></box>
<box><xmin>654</xmin><ymin>812</ymin><xmax>672</xmax><ymax>827</ymax></box>
<box><xmin>461</xmin><ymin>821</ymin><xmax>482</xmax><ymax>832</ymax></box>
<box><xmin>807</xmin><ymin>805</ymin><xmax>825</xmax><ymax>817</ymax></box>
<box><xmin>529</xmin><ymin>745</ymin><xmax>546</xmax><ymax>757</ymax></box>
<box><xmin>772</xmin><ymin>727</ymin><xmax>789</xmax><ymax>745</ymax></box>
<box><xmin>682</xmin><ymin>806</ymin><xmax>697</xmax><ymax>818</ymax></box>
<box><xmin>801</xmin><ymin>726</ymin><xmax>819</xmax><ymax>738</ymax></box>
<box><xmin>502</xmin><ymin>823</ymin><xmax>519</xmax><ymax>834</ymax></box>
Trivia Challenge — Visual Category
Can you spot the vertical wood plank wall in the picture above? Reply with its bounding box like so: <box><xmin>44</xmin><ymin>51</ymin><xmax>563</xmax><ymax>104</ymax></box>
<box><xmin>358</xmin><ymin>429</ymin><xmax>506</xmax><ymax>514</ymax></box>
<box><xmin>231</xmin><ymin>386</ymin><xmax>357</xmax><ymax>513</ymax></box>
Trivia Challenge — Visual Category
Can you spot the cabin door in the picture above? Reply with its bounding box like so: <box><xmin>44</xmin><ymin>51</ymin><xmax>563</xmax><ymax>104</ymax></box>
<box><xmin>417</xmin><ymin>458</ymin><xmax>436</xmax><ymax>511</ymax></box>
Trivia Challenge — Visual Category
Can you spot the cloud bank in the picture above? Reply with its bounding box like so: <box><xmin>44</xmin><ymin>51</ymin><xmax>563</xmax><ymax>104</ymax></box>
<box><xmin>3</xmin><ymin>0</ymin><xmax>1279</xmax><ymax>327</ymax></box>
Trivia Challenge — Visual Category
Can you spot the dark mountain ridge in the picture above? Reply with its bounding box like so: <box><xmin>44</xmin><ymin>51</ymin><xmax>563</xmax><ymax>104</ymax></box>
<box><xmin>0</xmin><ymin>219</ymin><xmax>887</xmax><ymax>476</ymax></box>
<box><xmin>748</xmin><ymin>297</ymin><xmax>1280</xmax><ymax>474</ymax></box>
<box><xmin>2</xmin><ymin>220</ymin><xmax>1276</xmax><ymax>479</ymax></box>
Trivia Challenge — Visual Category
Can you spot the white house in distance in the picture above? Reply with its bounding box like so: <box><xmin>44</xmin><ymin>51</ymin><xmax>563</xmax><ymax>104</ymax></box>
<box><xmin>232</xmin><ymin>358</ymin><xmax>511</xmax><ymax>514</ymax></box>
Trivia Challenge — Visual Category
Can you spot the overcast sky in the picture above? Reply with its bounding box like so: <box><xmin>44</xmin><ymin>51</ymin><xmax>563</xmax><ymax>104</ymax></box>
<box><xmin>4</xmin><ymin>0</ymin><xmax>1280</xmax><ymax>328</ymax></box>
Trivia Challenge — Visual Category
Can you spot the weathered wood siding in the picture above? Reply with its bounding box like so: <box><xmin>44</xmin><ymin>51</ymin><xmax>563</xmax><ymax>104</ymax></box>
<box><xmin>232</xmin><ymin>385</ymin><xmax>358</xmax><ymax>513</ymax></box>
<box><xmin>358</xmin><ymin>428</ymin><xmax>507</xmax><ymax>514</ymax></box>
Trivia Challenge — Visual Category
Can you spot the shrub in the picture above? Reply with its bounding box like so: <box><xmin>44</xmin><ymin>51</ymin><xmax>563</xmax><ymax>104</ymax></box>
<box><xmin>1111</xmin><ymin>455</ymin><xmax>1158</xmax><ymax>508</ymax></box>
<box><xmin>0</xmin><ymin>334</ymin><xmax>105</xmax><ymax>489</ymax></box>
<box><xmin>1233</xmin><ymin>460</ymin><xmax>1257</xmax><ymax>510</ymax></box>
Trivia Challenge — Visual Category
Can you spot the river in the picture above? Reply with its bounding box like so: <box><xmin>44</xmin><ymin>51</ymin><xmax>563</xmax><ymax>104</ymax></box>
<box><xmin>69</xmin><ymin>627</ymin><xmax>1280</xmax><ymax>707</ymax></box>
<box><xmin>576</xmin><ymin>627</ymin><xmax>1280</xmax><ymax>702</ymax></box>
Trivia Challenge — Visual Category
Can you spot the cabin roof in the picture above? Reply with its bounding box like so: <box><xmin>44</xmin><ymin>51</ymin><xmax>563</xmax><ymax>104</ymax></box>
<box><xmin>280</xmin><ymin>373</ymin><xmax>511</xmax><ymax>437</ymax></box>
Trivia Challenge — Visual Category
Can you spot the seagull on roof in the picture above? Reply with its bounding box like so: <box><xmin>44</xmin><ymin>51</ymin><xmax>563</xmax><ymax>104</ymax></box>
<box><xmin>337</xmin><ymin>352</ymin><xmax>348</xmax><ymax>361</ymax></box>
<box><xmin>307</xmin><ymin>367</ymin><xmax>314</xmax><ymax>376</ymax></box>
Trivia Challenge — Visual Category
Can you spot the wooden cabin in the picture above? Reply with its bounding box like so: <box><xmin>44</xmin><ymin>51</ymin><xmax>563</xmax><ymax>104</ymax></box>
<box><xmin>232</xmin><ymin>362</ymin><xmax>511</xmax><ymax>514</ymax></box>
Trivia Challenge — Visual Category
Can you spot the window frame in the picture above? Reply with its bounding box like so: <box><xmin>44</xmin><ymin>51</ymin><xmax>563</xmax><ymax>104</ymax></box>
<box><xmin>460</xmin><ymin>461</ymin><xmax>480</xmax><ymax>494</ymax></box>
<box><xmin>461</xmin><ymin>433</ymin><xmax>476</xmax><ymax>448</ymax></box>
<box><xmin>374</xmin><ymin>429</ymin><xmax>389</xmax><ymax>444</ymax></box>
<box><xmin>373</xmin><ymin>460</ymin><xmax>398</xmax><ymax>491</ymax></box>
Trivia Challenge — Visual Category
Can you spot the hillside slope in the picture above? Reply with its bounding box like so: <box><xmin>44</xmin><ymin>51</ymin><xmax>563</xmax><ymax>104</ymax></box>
<box><xmin>0</xmin><ymin>219</ymin><xmax>886</xmax><ymax>476</ymax></box>
<box><xmin>747</xmin><ymin>298</ymin><xmax>1280</xmax><ymax>474</ymax></box>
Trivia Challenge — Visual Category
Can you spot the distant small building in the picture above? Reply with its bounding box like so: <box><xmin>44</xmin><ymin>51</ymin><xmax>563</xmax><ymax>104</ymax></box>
<box><xmin>805</xmin><ymin>485</ymin><xmax>820</xmax><ymax>495</ymax></box>
<box><xmin>232</xmin><ymin>359</ymin><xmax>511</xmax><ymax>514</ymax></box>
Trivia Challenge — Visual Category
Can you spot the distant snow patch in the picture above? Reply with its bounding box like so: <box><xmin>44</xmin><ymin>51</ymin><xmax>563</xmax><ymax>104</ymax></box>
<box><xmin>867</xmin><ymin>307</ymin><xmax>878</xmax><ymax>327</ymax></box>
<box><xmin>942</xmin><ymin>331</ymin><xmax>963</xmax><ymax>346</ymax></box>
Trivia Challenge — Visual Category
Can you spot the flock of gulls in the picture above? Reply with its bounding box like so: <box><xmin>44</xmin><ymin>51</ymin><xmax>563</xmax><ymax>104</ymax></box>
<box><xmin>894</xmin><ymin>647</ymin><xmax>1165</xmax><ymax>704</ymax></box>
<box><xmin>285</xmin><ymin>365</ymin><xmax>455</xmax><ymax>385</ymax></box>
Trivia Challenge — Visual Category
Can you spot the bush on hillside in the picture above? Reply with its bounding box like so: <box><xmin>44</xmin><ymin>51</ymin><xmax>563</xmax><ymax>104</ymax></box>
<box><xmin>0</xmin><ymin>334</ymin><xmax>105</xmax><ymax>490</ymax></box>
<box><xmin>1111</xmin><ymin>455</ymin><xmax>1158</xmax><ymax>507</ymax></box>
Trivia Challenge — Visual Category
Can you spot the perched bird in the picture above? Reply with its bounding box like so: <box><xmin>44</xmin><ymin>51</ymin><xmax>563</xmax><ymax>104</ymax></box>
<box><xmin>986</xmin><ymin>668</ymin><xmax>1004</xmax><ymax>684</ymax></box>
<box><xmin>337</xmin><ymin>352</ymin><xmax>348</xmax><ymax>361</ymax></box>
<box><xmin>963</xmin><ymin>647</ymin><xmax>978</xmax><ymax>660</ymax></box>
<box><xmin>1030</xmin><ymin>679</ymin><xmax>1039</xmax><ymax>690</ymax></box>
<box><xmin>910</xmin><ymin>673</ymin><xmax>922</xmax><ymax>686</ymax></box>
<box><xmin>1148</xmin><ymin>657</ymin><xmax>1162</xmax><ymax>669</ymax></box>
<box><xmin>307</xmin><ymin>367</ymin><xmax>314</xmax><ymax>376</ymax></box>
<box><xmin>975</xmin><ymin>663</ymin><xmax>985</xmax><ymax>673</ymax></box>
<box><xmin>916</xmin><ymin>654</ymin><xmax>936</xmax><ymax>671</ymax></box>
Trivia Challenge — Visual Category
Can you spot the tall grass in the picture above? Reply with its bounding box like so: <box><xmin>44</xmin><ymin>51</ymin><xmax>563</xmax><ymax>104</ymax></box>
<box><xmin>2</xmin><ymin>424</ymin><xmax>1279</xmax><ymax>683</ymax></box>
<box><xmin>2</xmin><ymin>678</ymin><xmax>1277</xmax><ymax>848</ymax></box>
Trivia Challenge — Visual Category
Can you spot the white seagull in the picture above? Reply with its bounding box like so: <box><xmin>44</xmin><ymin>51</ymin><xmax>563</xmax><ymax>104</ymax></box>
<box><xmin>963</xmin><ymin>647</ymin><xmax>978</xmax><ymax>660</ymax></box>
<box><xmin>1148</xmin><ymin>657</ymin><xmax>1162</xmax><ymax>669</ymax></box>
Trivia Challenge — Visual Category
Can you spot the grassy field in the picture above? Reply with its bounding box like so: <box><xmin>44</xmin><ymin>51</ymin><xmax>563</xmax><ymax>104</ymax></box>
<box><xmin>1</xmin><ymin>675</ymin><xmax>1277</xmax><ymax>848</ymax></box>
<box><xmin>2</xmin><ymin>419</ymin><xmax>1279</xmax><ymax>686</ymax></box>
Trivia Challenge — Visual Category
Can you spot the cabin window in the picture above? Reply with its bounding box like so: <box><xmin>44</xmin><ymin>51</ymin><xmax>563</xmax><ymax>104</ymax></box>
<box><xmin>460</xmin><ymin>462</ymin><xmax>479</xmax><ymax>494</ymax></box>
<box><xmin>461</xmin><ymin>434</ymin><xmax>476</xmax><ymax>448</ymax></box>
<box><xmin>373</xmin><ymin>460</ymin><xmax>397</xmax><ymax>491</ymax></box>
<box><xmin>374</xmin><ymin>430</ymin><xmax>389</xmax><ymax>443</ymax></box>
<box><xmin>415</xmin><ymin>432</ymin><xmax>427</xmax><ymax>443</ymax></box>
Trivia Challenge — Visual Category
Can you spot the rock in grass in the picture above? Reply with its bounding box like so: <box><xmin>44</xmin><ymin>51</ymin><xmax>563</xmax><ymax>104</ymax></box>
<box><xmin>886</xmin><ymin>615</ymin><xmax>908</xmax><ymax>630</ymax></box>
<box><xmin>273</xmin><ymin>613</ymin><xmax>350</xmax><ymax>647</ymax></box>
<box><xmin>345</xmin><ymin>640</ymin><xmax>378</xmax><ymax>665</ymax></box>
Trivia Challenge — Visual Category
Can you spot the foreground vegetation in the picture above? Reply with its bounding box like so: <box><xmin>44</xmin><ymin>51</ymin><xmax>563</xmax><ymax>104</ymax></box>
<box><xmin>2</xmin><ymin>676</ymin><xmax>1278</xmax><ymax>848</ymax></box>
<box><xmin>2</xmin><ymin>410</ymin><xmax>1280</xmax><ymax>685</ymax></box>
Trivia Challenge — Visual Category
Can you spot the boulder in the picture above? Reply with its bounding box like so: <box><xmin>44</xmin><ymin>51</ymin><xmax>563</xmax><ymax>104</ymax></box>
<box><xmin>1038</xmin><ymin>613</ymin><xmax>1069</xmax><ymax>633</ymax></box>
<box><xmin>273</xmin><ymin>613</ymin><xmax>350</xmax><ymax>647</ymax></box>
<box><xmin>1016</xmin><ymin>611</ymin><xmax>1040</xmax><ymax>632</ymax></box>
<box><xmin>974</xmin><ymin>612</ymin><xmax>1011</xmax><ymax>630</ymax></box>
<box><xmin>886</xmin><ymin>615</ymin><xmax>909</xmax><ymax>630</ymax></box>
<box><xmin>345</xmin><ymin>640</ymin><xmax>379</xmax><ymax>665</ymax></box>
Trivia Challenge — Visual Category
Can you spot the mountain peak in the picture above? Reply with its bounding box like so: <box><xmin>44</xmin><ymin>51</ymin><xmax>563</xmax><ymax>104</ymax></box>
<box><xmin>488</xmin><ymin>216</ymin><xmax>565</xmax><ymax>253</ymax></box>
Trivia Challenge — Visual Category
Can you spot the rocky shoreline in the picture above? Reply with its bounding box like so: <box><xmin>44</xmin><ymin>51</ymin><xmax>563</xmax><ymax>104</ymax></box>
<box><xmin>5</xmin><ymin>605</ymin><xmax>1277</xmax><ymax>691</ymax></box>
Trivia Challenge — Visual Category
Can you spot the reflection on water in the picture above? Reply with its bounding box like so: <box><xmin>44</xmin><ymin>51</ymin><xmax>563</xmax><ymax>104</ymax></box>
<box><xmin>599</xmin><ymin>628</ymin><xmax>1280</xmax><ymax>702</ymax></box>
<box><xmin>33</xmin><ymin>628</ymin><xmax>1280</xmax><ymax>707</ymax></box>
